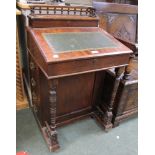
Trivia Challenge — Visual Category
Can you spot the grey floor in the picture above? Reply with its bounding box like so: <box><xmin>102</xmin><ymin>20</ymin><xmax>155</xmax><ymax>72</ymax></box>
<box><xmin>16</xmin><ymin>109</ymin><xmax>138</xmax><ymax>155</ymax></box>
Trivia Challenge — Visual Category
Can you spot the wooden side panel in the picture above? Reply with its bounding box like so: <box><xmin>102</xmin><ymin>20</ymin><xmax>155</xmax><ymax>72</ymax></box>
<box><xmin>28</xmin><ymin>55</ymin><xmax>43</xmax><ymax>123</ymax></box>
<box><xmin>56</xmin><ymin>73</ymin><xmax>95</xmax><ymax>123</ymax></box>
<box><xmin>94</xmin><ymin>2</ymin><xmax>138</xmax><ymax>43</ymax></box>
<box><xmin>98</xmin><ymin>13</ymin><xmax>137</xmax><ymax>43</ymax></box>
<box><xmin>27</xmin><ymin>30</ymin><xmax>48</xmax><ymax>74</ymax></box>
<box><xmin>112</xmin><ymin>79</ymin><xmax>138</xmax><ymax>126</ymax></box>
<box><xmin>112</xmin><ymin>0</ymin><xmax>138</xmax><ymax>5</ymax></box>
<box><xmin>121</xmin><ymin>83</ymin><xmax>138</xmax><ymax>112</ymax></box>
<box><xmin>107</xmin><ymin>13</ymin><xmax>137</xmax><ymax>43</ymax></box>
<box><xmin>35</xmin><ymin>70</ymin><xmax>96</xmax><ymax>125</ymax></box>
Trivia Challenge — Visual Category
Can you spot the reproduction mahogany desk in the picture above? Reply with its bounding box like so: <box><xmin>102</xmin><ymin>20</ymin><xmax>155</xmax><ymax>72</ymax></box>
<box><xmin>26</xmin><ymin>6</ymin><xmax>132</xmax><ymax>152</ymax></box>
<box><xmin>27</xmin><ymin>26</ymin><xmax>132</xmax><ymax>151</ymax></box>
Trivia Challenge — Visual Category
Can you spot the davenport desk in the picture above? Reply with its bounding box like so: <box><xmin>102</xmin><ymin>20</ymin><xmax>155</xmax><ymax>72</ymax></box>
<box><xmin>26</xmin><ymin>7</ymin><xmax>132</xmax><ymax>152</ymax></box>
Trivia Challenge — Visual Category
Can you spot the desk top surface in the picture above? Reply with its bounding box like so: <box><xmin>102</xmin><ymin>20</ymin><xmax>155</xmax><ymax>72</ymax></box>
<box><xmin>28</xmin><ymin>27</ymin><xmax>132</xmax><ymax>63</ymax></box>
<box><xmin>43</xmin><ymin>31</ymin><xmax>117</xmax><ymax>54</ymax></box>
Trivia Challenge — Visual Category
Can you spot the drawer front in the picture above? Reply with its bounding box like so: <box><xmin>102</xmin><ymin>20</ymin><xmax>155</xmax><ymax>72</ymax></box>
<box><xmin>28</xmin><ymin>55</ymin><xmax>41</xmax><ymax>109</ymax></box>
<box><xmin>47</xmin><ymin>54</ymin><xmax>130</xmax><ymax>78</ymax></box>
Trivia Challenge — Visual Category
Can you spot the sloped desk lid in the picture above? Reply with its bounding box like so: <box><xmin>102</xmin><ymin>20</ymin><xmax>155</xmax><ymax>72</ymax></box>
<box><xmin>43</xmin><ymin>31</ymin><xmax>117</xmax><ymax>54</ymax></box>
<box><xmin>28</xmin><ymin>27</ymin><xmax>132</xmax><ymax>63</ymax></box>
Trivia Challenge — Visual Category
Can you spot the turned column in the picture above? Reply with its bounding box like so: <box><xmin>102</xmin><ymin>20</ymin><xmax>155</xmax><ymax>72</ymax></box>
<box><xmin>103</xmin><ymin>66</ymin><xmax>125</xmax><ymax>129</ymax></box>
<box><xmin>109</xmin><ymin>67</ymin><xmax>125</xmax><ymax>110</ymax></box>
<box><xmin>45</xmin><ymin>79</ymin><xmax>60</xmax><ymax>151</ymax></box>
<box><xmin>95</xmin><ymin>66</ymin><xmax>125</xmax><ymax>131</ymax></box>
<box><xmin>111</xmin><ymin>54</ymin><xmax>134</xmax><ymax>112</ymax></box>
<box><xmin>123</xmin><ymin>54</ymin><xmax>135</xmax><ymax>80</ymax></box>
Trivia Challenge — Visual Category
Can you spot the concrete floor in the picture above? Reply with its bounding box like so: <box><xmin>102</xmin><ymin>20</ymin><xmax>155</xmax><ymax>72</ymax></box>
<box><xmin>16</xmin><ymin>109</ymin><xmax>138</xmax><ymax>155</ymax></box>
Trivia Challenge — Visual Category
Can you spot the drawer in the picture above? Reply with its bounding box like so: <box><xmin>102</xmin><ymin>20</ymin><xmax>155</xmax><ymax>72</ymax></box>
<box><xmin>47</xmin><ymin>54</ymin><xmax>130</xmax><ymax>78</ymax></box>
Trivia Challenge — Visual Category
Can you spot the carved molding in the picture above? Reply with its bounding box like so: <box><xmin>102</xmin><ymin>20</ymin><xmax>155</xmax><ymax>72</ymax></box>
<box><xmin>107</xmin><ymin>14</ymin><xmax>117</xmax><ymax>24</ymax></box>
<box><xmin>46</xmin><ymin>79</ymin><xmax>60</xmax><ymax>151</ymax></box>
<box><xmin>114</xmin><ymin>24</ymin><xmax>131</xmax><ymax>42</ymax></box>
<box><xmin>49</xmin><ymin>88</ymin><xmax>57</xmax><ymax>128</ymax></box>
<box><xmin>129</xmin><ymin>15</ymin><xmax>136</xmax><ymax>23</ymax></box>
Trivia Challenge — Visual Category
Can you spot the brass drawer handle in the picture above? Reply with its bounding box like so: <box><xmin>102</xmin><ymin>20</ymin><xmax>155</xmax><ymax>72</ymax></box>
<box><xmin>32</xmin><ymin>91</ymin><xmax>37</xmax><ymax>100</ymax></box>
<box><xmin>30</xmin><ymin>61</ymin><xmax>35</xmax><ymax>70</ymax></box>
<box><xmin>31</xmin><ymin>78</ymin><xmax>36</xmax><ymax>87</ymax></box>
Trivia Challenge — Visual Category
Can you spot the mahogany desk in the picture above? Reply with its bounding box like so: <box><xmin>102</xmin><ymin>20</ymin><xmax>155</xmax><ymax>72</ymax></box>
<box><xmin>27</xmin><ymin>26</ymin><xmax>132</xmax><ymax>151</ymax></box>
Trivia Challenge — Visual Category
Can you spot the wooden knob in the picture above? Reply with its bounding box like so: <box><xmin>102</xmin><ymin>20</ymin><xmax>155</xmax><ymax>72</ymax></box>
<box><xmin>31</xmin><ymin>78</ymin><xmax>36</xmax><ymax>87</ymax></box>
<box><xmin>30</xmin><ymin>61</ymin><xmax>35</xmax><ymax>70</ymax></box>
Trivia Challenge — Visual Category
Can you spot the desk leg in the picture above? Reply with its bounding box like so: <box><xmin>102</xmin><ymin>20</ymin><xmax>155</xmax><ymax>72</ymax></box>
<box><xmin>109</xmin><ymin>67</ymin><xmax>125</xmax><ymax>109</ymax></box>
<box><xmin>45</xmin><ymin>79</ymin><xmax>60</xmax><ymax>152</ymax></box>
<box><xmin>94</xmin><ymin>67</ymin><xmax>124</xmax><ymax>131</ymax></box>
<box><xmin>104</xmin><ymin>67</ymin><xmax>124</xmax><ymax>131</ymax></box>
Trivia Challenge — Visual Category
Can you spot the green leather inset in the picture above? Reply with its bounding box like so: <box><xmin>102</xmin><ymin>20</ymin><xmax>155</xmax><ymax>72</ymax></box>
<box><xmin>43</xmin><ymin>32</ymin><xmax>117</xmax><ymax>53</ymax></box>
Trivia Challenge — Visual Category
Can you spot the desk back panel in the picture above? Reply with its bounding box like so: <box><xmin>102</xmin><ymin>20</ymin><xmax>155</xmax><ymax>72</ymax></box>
<box><xmin>28</xmin><ymin>15</ymin><xmax>99</xmax><ymax>28</ymax></box>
